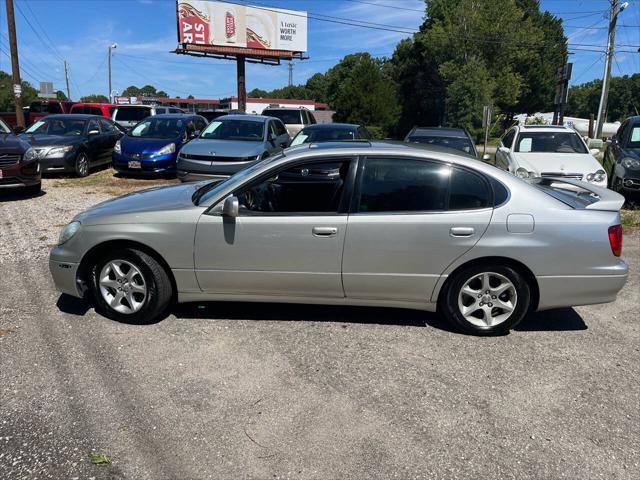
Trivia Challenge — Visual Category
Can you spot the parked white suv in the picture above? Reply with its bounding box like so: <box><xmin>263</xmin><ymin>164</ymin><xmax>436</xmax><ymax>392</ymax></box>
<box><xmin>495</xmin><ymin>125</ymin><xmax>607</xmax><ymax>187</ymax></box>
<box><xmin>112</xmin><ymin>105</ymin><xmax>185</xmax><ymax>129</ymax></box>
<box><xmin>261</xmin><ymin>107</ymin><xmax>316</xmax><ymax>137</ymax></box>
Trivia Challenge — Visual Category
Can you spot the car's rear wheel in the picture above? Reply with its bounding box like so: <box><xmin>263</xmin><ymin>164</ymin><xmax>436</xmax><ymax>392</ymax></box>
<box><xmin>440</xmin><ymin>264</ymin><xmax>530</xmax><ymax>335</ymax></box>
<box><xmin>91</xmin><ymin>248</ymin><xmax>173</xmax><ymax>324</ymax></box>
<box><xmin>75</xmin><ymin>152</ymin><xmax>89</xmax><ymax>177</ymax></box>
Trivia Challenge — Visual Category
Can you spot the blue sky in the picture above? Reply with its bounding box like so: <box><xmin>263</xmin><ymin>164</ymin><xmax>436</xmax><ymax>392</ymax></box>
<box><xmin>0</xmin><ymin>0</ymin><xmax>638</xmax><ymax>101</ymax></box>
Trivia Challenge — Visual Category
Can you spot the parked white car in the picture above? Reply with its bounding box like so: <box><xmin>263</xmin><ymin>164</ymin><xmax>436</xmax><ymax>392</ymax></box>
<box><xmin>495</xmin><ymin>125</ymin><xmax>607</xmax><ymax>187</ymax></box>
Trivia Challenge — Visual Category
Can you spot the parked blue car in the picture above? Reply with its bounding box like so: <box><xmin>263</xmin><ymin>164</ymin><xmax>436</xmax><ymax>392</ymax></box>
<box><xmin>112</xmin><ymin>114</ymin><xmax>208</xmax><ymax>177</ymax></box>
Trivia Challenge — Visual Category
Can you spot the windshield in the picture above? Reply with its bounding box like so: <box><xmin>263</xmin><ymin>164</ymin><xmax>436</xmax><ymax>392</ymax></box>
<box><xmin>408</xmin><ymin>135</ymin><xmax>475</xmax><ymax>155</ymax></box>
<box><xmin>514</xmin><ymin>131</ymin><xmax>587</xmax><ymax>154</ymax></box>
<box><xmin>130</xmin><ymin>118</ymin><xmax>185</xmax><ymax>139</ymax></box>
<box><xmin>25</xmin><ymin>118</ymin><xmax>86</xmax><ymax>136</ymax></box>
<box><xmin>291</xmin><ymin>127</ymin><xmax>356</xmax><ymax>146</ymax></box>
<box><xmin>200</xmin><ymin>119</ymin><xmax>265</xmax><ymax>141</ymax></box>
<box><xmin>194</xmin><ymin>154</ymin><xmax>283</xmax><ymax>205</ymax></box>
<box><xmin>263</xmin><ymin>110</ymin><xmax>302</xmax><ymax>124</ymax></box>
<box><xmin>0</xmin><ymin>118</ymin><xmax>11</xmax><ymax>133</ymax></box>
<box><xmin>115</xmin><ymin>107</ymin><xmax>152</xmax><ymax>122</ymax></box>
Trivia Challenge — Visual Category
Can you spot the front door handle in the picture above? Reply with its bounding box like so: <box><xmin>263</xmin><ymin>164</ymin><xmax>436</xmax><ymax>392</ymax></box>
<box><xmin>312</xmin><ymin>227</ymin><xmax>338</xmax><ymax>237</ymax></box>
<box><xmin>450</xmin><ymin>227</ymin><xmax>475</xmax><ymax>237</ymax></box>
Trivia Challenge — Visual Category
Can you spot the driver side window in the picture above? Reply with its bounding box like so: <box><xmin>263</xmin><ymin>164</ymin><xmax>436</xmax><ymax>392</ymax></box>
<box><xmin>87</xmin><ymin>119</ymin><xmax>101</xmax><ymax>134</ymax></box>
<box><xmin>235</xmin><ymin>159</ymin><xmax>352</xmax><ymax>215</ymax></box>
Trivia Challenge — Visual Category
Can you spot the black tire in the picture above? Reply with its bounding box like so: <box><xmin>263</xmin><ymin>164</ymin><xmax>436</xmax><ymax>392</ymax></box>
<box><xmin>23</xmin><ymin>182</ymin><xmax>41</xmax><ymax>195</ymax></box>
<box><xmin>75</xmin><ymin>151</ymin><xmax>90</xmax><ymax>177</ymax></box>
<box><xmin>440</xmin><ymin>264</ymin><xmax>531</xmax><ymax>336</ymax></box>
<box><xmin>91</xmin><ymin>248</ymin><xmax>173</xmax><ymax>325</ymax></box>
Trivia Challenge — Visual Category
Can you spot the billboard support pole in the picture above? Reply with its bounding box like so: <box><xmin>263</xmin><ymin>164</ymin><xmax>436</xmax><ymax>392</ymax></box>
<box><xmin>237</xmin><ymin>55</ymin><xmax>246</xmax><ymax>112</ymax></box>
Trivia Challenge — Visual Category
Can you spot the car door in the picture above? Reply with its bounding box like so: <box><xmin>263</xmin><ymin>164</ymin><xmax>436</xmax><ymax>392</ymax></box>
<box><xmin>193</xmin><ymin>157</ymin><xmax>355</xmax><ymax>298</ymax></box>
<box><xmin>85</xmin><ymin>118</ymin><xmax>104</xmax><ymax>163</ymax></box>
<box><xmin>495</xmin><ymin>128</ymin><xmax>516</xmax><ymax>171</ymax></box>
<box><xmin>273</xmin><ymin>119</ymin><xmax>290</xmax><ymax>147</ymax></box>
<box><xmin>266</xmin><ymin>121</ymin><xmax>281</xmax><ymax>155</ymax></box>
<box><xmin>99</xmin><ymin>119</ymin><xmax>122</xmax><ymax>159</ymax></box>
<box><xmin>342</xmin><ymin>156</ymin><xmax>493</xmax><ymax>303</ymax></box>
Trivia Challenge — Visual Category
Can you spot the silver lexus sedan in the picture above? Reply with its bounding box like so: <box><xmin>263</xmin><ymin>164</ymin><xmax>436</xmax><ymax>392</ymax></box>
<box><xmin>50</xmin><ymin>142</ymin><xmax>629</xmax><ymax>335</ymax></box>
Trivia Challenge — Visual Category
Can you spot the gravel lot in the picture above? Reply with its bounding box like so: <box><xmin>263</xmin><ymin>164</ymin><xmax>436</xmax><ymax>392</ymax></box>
<box><xmin>1</xmin><ymin>175</ymin><xmax>639</xmax><ymax>480</ymax></box>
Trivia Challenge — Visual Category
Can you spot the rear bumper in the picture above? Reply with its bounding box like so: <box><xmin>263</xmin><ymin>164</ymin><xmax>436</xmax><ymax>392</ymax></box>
<box><xmin>536</xmin><ymin>264</ymin><xmax>629</xmax><ymax>310</ymax></box>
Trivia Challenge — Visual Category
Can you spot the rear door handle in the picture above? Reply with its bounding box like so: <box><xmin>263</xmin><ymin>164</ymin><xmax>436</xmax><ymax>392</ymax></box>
<box><xmin>312</xmin><ymin>227</ymin><xmax>338</xmax><ymax>237</ymax></box>
<box><xmin>450</xmin><ymin>227</ymin><xmax>475</xmax><ymax>237</ymax></box>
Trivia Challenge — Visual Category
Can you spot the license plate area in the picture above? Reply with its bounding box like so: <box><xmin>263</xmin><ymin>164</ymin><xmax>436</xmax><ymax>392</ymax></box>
<box><xmin>128</xmin><ymin>160</ymin><xmax>141</xmax><ymax>169</ymax></box>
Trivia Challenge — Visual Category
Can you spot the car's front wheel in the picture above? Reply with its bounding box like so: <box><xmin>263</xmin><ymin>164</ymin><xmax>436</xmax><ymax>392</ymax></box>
<box><xmin>440</xmin><ymin>264</ymin><xmax>530</xmax><ymax>335</ymax></box>
<box><xmin>75</xmin><ymin>151</ymin><xmax>90</xmax><ymax>177</ymax></box>
<box><xmin>91</xmin><ymin>248</ymin><xmax>173</xmax><ymax>324</ymax></box>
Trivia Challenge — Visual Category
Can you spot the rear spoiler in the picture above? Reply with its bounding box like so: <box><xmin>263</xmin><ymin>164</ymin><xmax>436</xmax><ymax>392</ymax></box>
<box><xmin>532</xmin><ymin>177</ymin><xmax>625</xmax><ymax>211</ymax></box>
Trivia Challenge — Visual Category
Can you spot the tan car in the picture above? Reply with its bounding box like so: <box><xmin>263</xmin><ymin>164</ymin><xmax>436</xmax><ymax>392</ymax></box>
<box><xmin>261</xmin><ymin>107</ymin><xmax>316</xmax><ymax>137</ymax></box>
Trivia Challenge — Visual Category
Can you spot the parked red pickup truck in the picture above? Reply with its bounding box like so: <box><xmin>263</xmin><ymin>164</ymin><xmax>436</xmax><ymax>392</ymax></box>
<box><xmin>0</xmin><ymin>100</ymin><xmax>76</xmax><ymax>131</ymax></box>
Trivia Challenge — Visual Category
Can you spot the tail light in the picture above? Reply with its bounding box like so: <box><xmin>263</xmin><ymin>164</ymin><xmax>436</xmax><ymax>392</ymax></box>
<box><xmin>608</xmin><ymin>225</ymin><xmax>623</xmax><ymax>257</ymax></box>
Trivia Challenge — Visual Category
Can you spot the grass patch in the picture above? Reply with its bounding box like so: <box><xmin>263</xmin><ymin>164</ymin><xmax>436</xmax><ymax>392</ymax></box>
<box><xmin>51</xmin><ymin>168</ymin><xmax>177</xmax><ymax>197</ymax></box>
<box><xmin>622</xmin><ymin>207</ymin><xmax>640</xmax><ymax>229</ymax></box>
<box><xmin>88</xmin><ymin>452</ymin><xmax>111</xmax><ymax>465</ymax></box>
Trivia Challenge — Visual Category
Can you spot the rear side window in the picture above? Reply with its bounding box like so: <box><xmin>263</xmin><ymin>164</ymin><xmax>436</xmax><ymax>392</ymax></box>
<box><xmin>357</xmin><ymin>157</ymin><xmax>448</xmax><ymax>212</ymax></box>
<box><xmin>449</xmin><ymin>167</ymin><xmax>490</xmax><ymax>210</ymax></box>
<box><xmin>89</xmin><ymin>107</ymin><xmax>101</xmax><ymax>116</ymax></box>
<box><xmin>274</xmin><ymin>120</ymin><xmax>287</xmax><ymax>136</ymax></box>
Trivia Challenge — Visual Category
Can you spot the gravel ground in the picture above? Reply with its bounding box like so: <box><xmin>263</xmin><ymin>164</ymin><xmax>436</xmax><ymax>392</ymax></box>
<box><xmin>1</xmin><ymin>177</ymin><xmax>639</xmax><ymax>480</ymax></box>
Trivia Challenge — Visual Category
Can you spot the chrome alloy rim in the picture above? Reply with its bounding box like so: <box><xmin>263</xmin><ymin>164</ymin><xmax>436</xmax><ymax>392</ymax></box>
<box><xmin>99</xmin><ymin>260</ymin><xmax>147</xmax><ymax>314</ymax></box>
<box><xmin>77</xmin><ymin>154</ymin><xmax>88</xmax><ymax>176</ymax></box>
<box><xmin>457</xmin><ymin>272</ymin><xmax>517</xmax><ymax>327</ymax></box>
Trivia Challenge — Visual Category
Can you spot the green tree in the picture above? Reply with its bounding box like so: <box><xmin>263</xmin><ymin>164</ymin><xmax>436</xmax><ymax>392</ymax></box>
<box><xmin>80</xmin><ymin>94</ymin><xmax>109</xmax><ymax>103</ymax></box>
<box><xmin>567</xmin><ymin>74</ymin><xmax>640</xmax><ymax>122</ymax></box>
<box><xmin>121</xmin><ymin>84</ymin><xmax>168</xmax><ymax>98</ymax></box>
<box><xmin>0</xmin><ymin>70</ymin><xmax>38</xmax><ymax>111</ymax></box>
<box><xmin>56</xmin><ymin>90</ymin><xmax>68</xmax><ymax>101</ymax></box>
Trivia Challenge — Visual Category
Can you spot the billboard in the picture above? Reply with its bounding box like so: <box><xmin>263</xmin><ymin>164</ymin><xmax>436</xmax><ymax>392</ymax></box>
<box><xmin>177</xmin><ymin>1</ymin><xmax>307</xmax><ymax>53</ymax></box>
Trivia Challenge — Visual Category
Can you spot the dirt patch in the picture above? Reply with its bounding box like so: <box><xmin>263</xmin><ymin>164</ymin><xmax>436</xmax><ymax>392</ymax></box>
<box><xmin>50</xmin><ymin>168</ymin><xmax>177</xmax><ymax>197</ymax></box>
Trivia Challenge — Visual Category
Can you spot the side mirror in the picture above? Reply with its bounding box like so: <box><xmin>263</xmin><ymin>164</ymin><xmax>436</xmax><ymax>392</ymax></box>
<box><xmin>498</xmin><ymin>146</ymin><xmax>510</xmax><ymax>153</ymax></box>
<box><xmin>482</xmin><ymin>153</ymin><xmax>491</xmax><ymax>162</ymax></box>
<box><xmin>13</xmin><ymin>125</ymin><xmax>24</xmax><ymax>134</ymax></box>
<box><xmin>589</xmin><ymin>148</ymin><xmax>600</xmax><ymax>156</ymax></box>
<box><xmin>222</xmin><ymin>195</ymin><xmax>239</xmax><ymax>217</ymax></box>
<box><xmin>88</xmin><ymin>129</ymin><xmax>100</xmax><ymax>136</ymax></box>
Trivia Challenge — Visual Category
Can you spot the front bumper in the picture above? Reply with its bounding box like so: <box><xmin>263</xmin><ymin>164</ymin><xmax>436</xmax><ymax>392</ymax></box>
<box><xmin>112</xmin><ymin>152</ymin><xmax>177</xmax><ymax>176</ymax></box>
<box><xmin>39</xmin><ymin>153</ymin><xmax>76</xmax><ymax>173</ymax></box>
<box><xmin>49</xmin><ymin>253</ymin><xmax>82</xmax><ymax>297</ymax></box>
<box><xmin>0</xmin><ymin>161</ymin><xmax>41</xmax><ymax>189</ymax></box>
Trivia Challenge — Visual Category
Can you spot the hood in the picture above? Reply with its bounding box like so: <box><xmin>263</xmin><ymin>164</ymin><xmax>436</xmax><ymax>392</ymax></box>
<box><xmin>74</xmin><ymin>181</ymin><xmax>210</xmax><ymax>225</ymax></box>
<box><xmin>0</xmin><ymin>133</ymin><xmax>30</xmax><ymax>153</ymax></box>
<box><xmin>512</xmin><ymin>152</ymin><xmax>603</xmax><ymax>175</ymax></box>
<box><xmin>181</xmin><ymin>138</ymin><xmax>265</xmax><ymax>158</ymax></box>
<box><xmin>120</xmin><ymin>135</ymin><xmax>182</xmax><ymax>154</ymax></box>
<box><xmin>21</xmin><ymin>134</ymin><xmax>83</xmax><ymax>147</ymax></box>
<box><xmin>621</xmin><ymin>147</ymin><xmax>640</xmax><ymax>160</ymax></box>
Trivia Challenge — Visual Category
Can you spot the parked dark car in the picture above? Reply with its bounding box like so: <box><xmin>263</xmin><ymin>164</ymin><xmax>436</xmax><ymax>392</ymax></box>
<box><xmin>21</xmin><ymin>114</ymin><xmax>123</xmax><ymax>177</ymax></box>
<box><xmin>603</xmin><ymin>116</ymin><xmax>640</xmax><ymax>195</ymax></box>
<box><xmin>289</xmin><ymin>123</ymin><xmax>372</xmax><ymax>146</ymax></box>
<box><xmin>113</xmin><ymin>114</ymin><xmax>208</xmax><ymax>177</ymax></box>
<box><xmin>0</xmin><ymin>118</ymin><xmax>41</xmax><ymax>194</ymax></box>
<box><xmin>177</xmin><ymin>115</ymin><xmax>289</xmax><ymax>181</ymax></box>
<box><xmin>404</xmin><ymin>127</ymin><xmax>483</xmax><ymax>159</ymax></box>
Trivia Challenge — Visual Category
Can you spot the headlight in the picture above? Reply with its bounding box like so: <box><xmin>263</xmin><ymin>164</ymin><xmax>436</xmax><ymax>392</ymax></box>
<box><xmin>46</xmin><ymin>145</ymin><xmax>74</xmax><ymax>157</ymax></box>
<box><xmin>114</xmin><ymin>139</ymin><xmax>121</xmax><ymax>154</ymax></box>
<box><xmin>621</xmin><ymin>157</ymin><xmax>640</xmax><ymax>170</ymax></box>
<box><xmin>516</xmin><ymin>167</ymin><xmax>530</xmax><ymax>179</ymax></box>
<box><xmin>586</xmin><ymin>169</ymin><xmax>606</xmax><ymax>183</ymax></box>
<box><xmin>58</xmin><ymin>221</ymin><xmax>81</xmax><ymax>245</ymax></box>
<box><xmin>152</xmin><ymin>143</ymin><xmax>175</xmax><ymax>157</ymax></box>
<box><xmin>23</xmin><ymin>147</ymin><xmax>37</xmax><ymax>161</ymax></box>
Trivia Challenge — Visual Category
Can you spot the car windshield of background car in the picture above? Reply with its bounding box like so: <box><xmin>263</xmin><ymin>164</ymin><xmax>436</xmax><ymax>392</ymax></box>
<box><xmin>130</xmin><ymin>118</ymin><xmax>184</xmax><ymax>139</ymax></box>
<box><xmin>408</xmin><ymin>135</ymin><xmax>474</xmax><ymax>154</ymax></box>
<box><xmin>116</xmin><ymin>107</ymin><xmax>152</xmax><ymax>122</ymax></box>
<box><xmin>515</xmin><ymin>132</ymin><xmax>587</xmax><ymax>154</ymax></box>
<box><xmin>200</xmin><ymin>120</ymin><xmax>265</xmax><ymax>141</ymax></box>
<box><xmin>25</xmin><ymin>118</ymin><xmax>86</xmax><ymax>136</ymax></box>
<box><xmin>290</xmin><ymin>128</ymin><xmax>356</xmax><ymax>146</ymax></box>
<box><xmin>0</xmin><ymin>119</ymin><xmax>11</xmax><ymax>134</ymax></box>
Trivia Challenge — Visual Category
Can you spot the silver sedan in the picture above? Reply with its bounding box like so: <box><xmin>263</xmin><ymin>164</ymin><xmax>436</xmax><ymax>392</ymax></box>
<box><xmin>50</xmin><ymin>142</ymin><xmax>629</xmax><ymax>335</ymax></box>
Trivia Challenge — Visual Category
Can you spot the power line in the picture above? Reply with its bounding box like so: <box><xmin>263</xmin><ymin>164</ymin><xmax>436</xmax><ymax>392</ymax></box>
<box><xmin>21</xmin><ymin>0</ymin><xmax>66</xmax><ymax>61</ymax></box>
<box><xmin>13</xmin><ymin>0</ymin><xmax>65</xmax><ymax>63</ymax></box>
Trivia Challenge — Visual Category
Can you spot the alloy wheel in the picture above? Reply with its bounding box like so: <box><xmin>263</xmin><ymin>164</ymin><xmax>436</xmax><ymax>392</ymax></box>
<box><xmin>457</xmin><ymin>272</ymin><xmax>517</xmax><ymax>327</ymax></box>
<box><xmin>98</xmin><ymin>260</ymin><xmax>147</xmax><ymax>314</ymax></box>
<box><xmin>76</xmin><ymin>153</ymin><xmax>89</xmax><ymax>177</ymax></box>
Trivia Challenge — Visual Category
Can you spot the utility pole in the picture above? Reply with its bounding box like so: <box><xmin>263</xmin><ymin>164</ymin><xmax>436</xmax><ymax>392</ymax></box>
<box><xmin>595</xmin><ymin>1</ymin><xmax>628</xmax><ymax>138</ymax></box>
<box><xmin>5</xmin><ymin>0</ymin><xmax>25</xmax><ymax>128</ymax></box>
<box><xmin>288</xmin><ymin>60</ymin><xmax>293</xmax><ymax>87</ymax></box>
<box><xmin>237</xmin><ymin>55</ymin><xmax>246</xmax><ymax>112</ymax></box>
<box><xmin>64</xmin><ymin>60</ymin><xmax>71</xmax><ymax>101</ymax></box>
<box><xmin>108</xmin><ymin>43</ymin><xmax>117</xmax><ymax>102</ymax></box>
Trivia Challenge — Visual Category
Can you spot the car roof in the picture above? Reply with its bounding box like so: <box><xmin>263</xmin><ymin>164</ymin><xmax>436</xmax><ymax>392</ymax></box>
<box><xmin>41</xmin><ymin>114</ymin><xmax>98</xmax><ymax>120</ymax></box>
<box><xmin>301</xmin><ymin>123</ymin><xmax>360</xmax><ymax>130</ymax></box>
<box><xmin>221</xmin><ymin>114</ymin><xmax>270</xmax><ymax>122</ymax></box>
<box><xmin>410</xmin><ymin>127</ymin><xmax>470</xmax><ymax>138</ymax></box>
<box><xmin>149</xmin><ymin>113</ymin><xmax>200</xmax><ymax>119</ymax></box>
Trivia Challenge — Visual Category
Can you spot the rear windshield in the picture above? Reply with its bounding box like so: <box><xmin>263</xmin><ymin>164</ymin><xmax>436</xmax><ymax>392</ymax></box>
<box><xmin>407</xmin><ymin>135</ymin><xmax>475</xmax><ymax>155</ymax></box>
<box><xmin>115</xmin><ymin>107</ymin><xmax>152</xmax><ymax>121</ymax></box>
<box><xmin>263</xmin><ymin>110</ymin><xmax>302</xmax><ymax>124</ymax></box>
<box><xmin>529</xmin><ymin>178</ymin><xmax>599</xmax><ymax>209</ymax></box>
<box><xmin>515</xmin><ymin>131</ymin><xmax>587</xmax><ymax>154</ymax></box>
